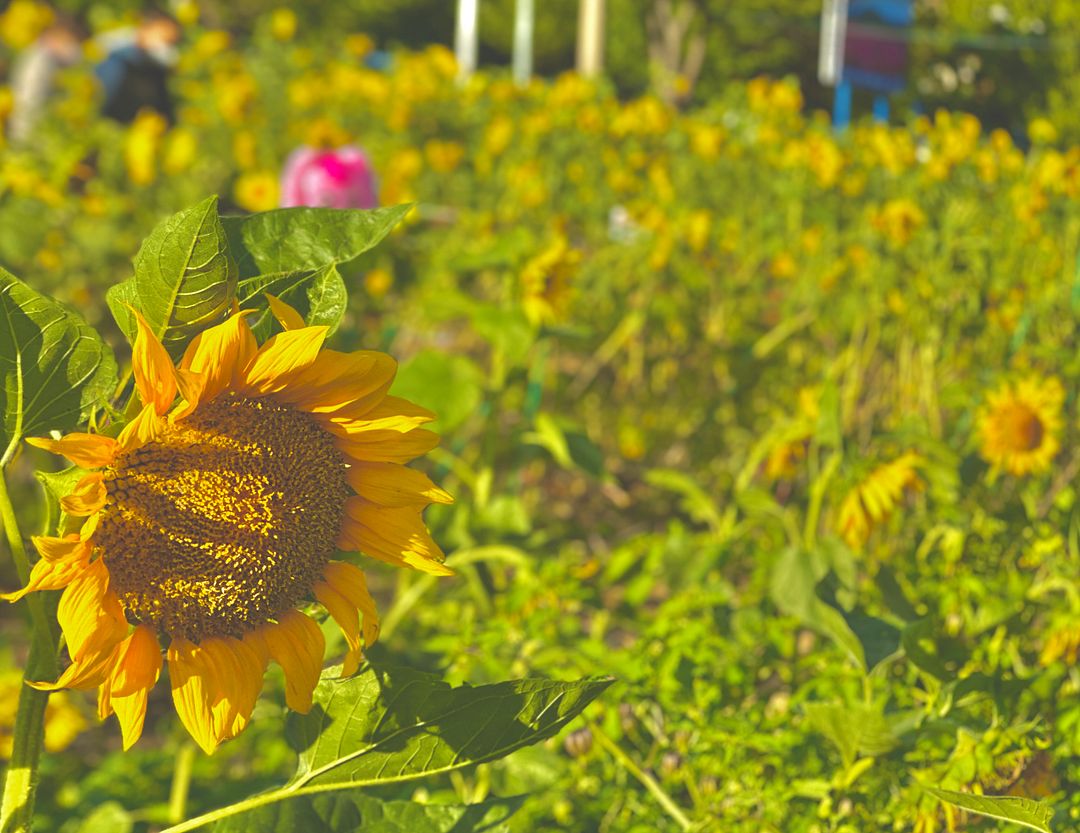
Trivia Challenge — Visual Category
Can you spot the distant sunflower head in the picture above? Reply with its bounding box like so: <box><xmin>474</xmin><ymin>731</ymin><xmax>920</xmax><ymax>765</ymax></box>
<box><xmin>10</xmin><ymin>296</ymin><xmax>452</xmax><ymax>754</ymax></box>
<box><xmin>978</xmin><ymin>376</ymin><xmax>1063</xmax><ymax>476</ymax></box>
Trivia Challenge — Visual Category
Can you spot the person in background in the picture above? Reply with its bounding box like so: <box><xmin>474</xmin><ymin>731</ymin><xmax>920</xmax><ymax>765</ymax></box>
<box><xmin>95</xmin><ymin>10</ymin><xmax>181</xmax><ymax>124</ymax></box>
<box><xmin>8</xmin><ymin>14</ymin><xmax>85</xmax><ymax>144</ymax></box>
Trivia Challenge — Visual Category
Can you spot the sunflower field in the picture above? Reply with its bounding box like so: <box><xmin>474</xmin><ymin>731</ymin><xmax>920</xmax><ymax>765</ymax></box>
<box><xmin>0</xmin><ymin>3</ymin><xmax>1079</xmax><ymax>833</ymax></box>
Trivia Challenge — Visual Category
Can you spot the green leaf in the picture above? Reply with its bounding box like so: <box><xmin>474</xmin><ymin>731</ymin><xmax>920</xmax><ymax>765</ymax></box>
<box><xmin>212</xmin><ymin>794</ymin><xmax>521</xmax><ymax>833</ymax></box>
<box><xmin>392</xmin><ymin>351</ymin><xmax>483</xmax><ymax>432</ymax></box>
<box><xmin>223</xmin><ymin>204</ymin><xmax>411</xmax><ymax>278</ymax></box>
<box><xmin>288</xmin><ymin>665</ymin><xmax>611</xmax><ymax>789</ymax></box>
<box><xmin>769</xmin><ymin>546</ymin><xmax>863</xmax><ymax>668</ymax></box>
<box><xmin>0</xmin><ymin>269</ymin><xmax>117</xmax><ymax>462</ymax></box>
<box><xmin>113</xmin><ymin>196</ymin><xmax>237</xmax><ymax>357</ymax></box>
<box><xmin>803</xmin><ymin>703</ymin><xmax>896</xmax><ymax>769</ymax></box>
<box><xmin>238</xmin><ymin>265</ymin><xmax>348</xmax><ymax>339</ymax></box>
<box><xmin>34</xmin><ymin>465</ymin><xmax>86</xmax><ymax>503</ymax></box>
<box><xmin>172</xmin><ymin>667</ymin><xmax>608</xmax><ymax>833</ymax></box>
<box><xmin>77</xmin><ymin>801</ymin><xmax>134</xmax><ymax>833</ymax></box>
<box><xmin>922</xmin><ymin>786</ymin><xmax>1054</xmax><ymax>833</ymax></box>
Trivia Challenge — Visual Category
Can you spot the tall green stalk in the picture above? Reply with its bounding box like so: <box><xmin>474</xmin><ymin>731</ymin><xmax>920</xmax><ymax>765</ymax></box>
<box><xmin>0</xmin><ymin>469</ymin><xmax>61</xmax><ymax>833</ymax></box>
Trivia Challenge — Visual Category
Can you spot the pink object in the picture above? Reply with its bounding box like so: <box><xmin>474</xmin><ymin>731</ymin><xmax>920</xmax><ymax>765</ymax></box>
<box><xmin>280</xmin><ymin>146</ymin><xmax>378</xmax><ymax>209</ymax></box>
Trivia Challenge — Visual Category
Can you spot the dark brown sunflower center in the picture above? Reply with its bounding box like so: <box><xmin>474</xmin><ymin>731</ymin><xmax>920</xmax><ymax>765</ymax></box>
<box><xmin>1000</xmin><ymin>404</ymin><xmax>1044</xmax><ymax>452</ymax></box>
<box><xmin>96</xmin><ymin>394</ymin><xmax>349</xmax><ymax>642</ymax></box>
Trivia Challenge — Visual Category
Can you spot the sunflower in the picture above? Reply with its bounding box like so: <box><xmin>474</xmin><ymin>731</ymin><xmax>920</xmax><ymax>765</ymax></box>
<box><xmin>977</xmin><ymin>376</ymin><xmax>1063</xmax><ymax>476</ymax></box>
<box><xmin>6</xmin><ymin>298</ymin><xmax>452</xmax><ymax>754</ymax></box>
<box><xmin>836</xmin><ymin>453</ymin><xmax>922</xmax><ymax>550</ymax></box>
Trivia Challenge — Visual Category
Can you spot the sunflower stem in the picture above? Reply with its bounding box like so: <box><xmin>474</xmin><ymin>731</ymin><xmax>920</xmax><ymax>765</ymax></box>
<box><xmin>0</xmin><ymin>470</ymin><xmax>61</xmax><ymax>833</ymax></box>
<box><xmin>167</xmin><ymin>742</ymin><xmax>198</xmax><ymax>824</ymax></box>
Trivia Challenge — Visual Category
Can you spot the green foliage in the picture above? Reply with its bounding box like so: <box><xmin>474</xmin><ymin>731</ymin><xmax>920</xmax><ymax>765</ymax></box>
<box><xmin>289</xmin><ymin>666</ymin><xmax>611</xmax><ymax>789</ymax></box>
<box><xmin>923</xmin><ymin>786</ymin><xmax>1055</xmax><ymax>832</ymax></box>
<box><xmin>108</xmin><ymin>196</ymin><xmax>236</xmax><ymax>357</ymax></box>
<box><xmin>212</xmin><ymin>794</ymin><xmax>522</xmax><ymax>833</ymax></box>
<box><xmin>0</xmin><ymin>268</ymin><xmax>116</xmax><ymax>461</ymax></box>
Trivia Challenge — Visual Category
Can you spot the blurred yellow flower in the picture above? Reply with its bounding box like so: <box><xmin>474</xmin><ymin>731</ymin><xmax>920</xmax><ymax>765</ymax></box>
<box><xmin>124</xmin><ymin>111</ymin><xmax>168</xmax><ymax>186</ymax></box>
<box><xmin>163</xmin><ymin>128</ymin><xmax>198</xmax><ymax>175</ymax></box>
<box><xmin>522</xmin><ymin>235</ymin><xmax>580</xmax><ymax>326</ymax></box>
<box><xmin>233</xmin><ymin>170</ymin><xmax>280</xmax><ymax>213</ymax></box>
<box><xmin>424</xmin><ymin>139</ymin><xmax>465</xmax><ymax>174</ymax></box>
<box><xmin>270</xmin><ymin>8</ymin><xmax>298</xmax><ymax>41</ymax></box>
<box><xmin>0</xmin><ymin>670</ymin><xmax>84</xmax><ymax>757</ymax></box>
<box><xmin>978</xmin><ymin>376</ymin><xmax>1063</xmax><ymax>476</ymax></box>
<box><xmin>364</xmin><ymin>267</ymin><xmax>394</xmax><ymax>298</ymax></box>
<box><xmin>0</xmin><ymin>0</ymin><xmax>53</xmax><ymax>49</ymax></box>
<box><xmin>872</xmin><ymin>199</ymin><xmax>925</xmax><ymax>246</ymax></box>
<box><xmin>837</xmin><ymin>453</ymin><xmax>922</xmax><ymax>549</ymax></box>
<box><xmin>1029</xmin><ymin>117</ymin><xmax>1058</xmax><ymax>145</ymax></box>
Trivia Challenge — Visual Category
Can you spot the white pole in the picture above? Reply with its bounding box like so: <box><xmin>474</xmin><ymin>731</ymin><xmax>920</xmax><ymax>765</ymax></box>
<box><xmin>576</xmin><ymin>0</ymin><xmax>605</xmax><ymax>78</ymax></box>
<box><xmin>455</xmin><ymin>0</ymin><xmax>479</xmax><ymax>83</ymax></box>
<box><xmin>818</xmin><ymin>0</ymin><xmax>849</xmax><ymax>86</ymax></box>
<box><xmin>513</xmin><ymin>0</ymin><xmax>535</xmax><ymax>86</ymax></box>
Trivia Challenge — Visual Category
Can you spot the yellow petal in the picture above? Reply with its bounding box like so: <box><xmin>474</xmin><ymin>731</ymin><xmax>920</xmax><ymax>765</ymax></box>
<box><xmin>57</xmin><ymin>559</ymin><xmax>127</xmax><ymax>663</ymax></box>
<box><xmin>59</xmin><ymin>473</ymin><xmax>107</xmax><ymax>517</ymax></box>
<box><xmin>335</xmin><ymin>428</ymin><xmax>440</xmax><ymax>465</ymax></box>
<box><xmin>29</xmin><ymin>640</ymin><xmax>122</xmax><ymax>692</ymax></box>
<box><xmin>346</xmin><ymin>462</ymin><xmax>453</xmax><ymax>507</ymax></box>
<box><xmin>105</xmin><ymin>625</ymin><xmax>163</xmax><ymax>750</ymax></box>
<box><xmin>32</xmin><ymin>534</ymin><xmax>89</xmax><ymax>563</ymax></box>
<box><xmin>130</xmin><ymin>306</ymin><xmax>178</xmax><ymax>415</ymax></box>
<box><xmin>1</xmin><ymin>538</ymin><xmax>90</xmax><ymax>602</ymax></box>
<box><xmin>25</xmin><ymin>434</ymin><xmax>117</xmax><ymax>468</ymax></box>
<box><xmin>321</xmin><ymin>562</ymin><xmax>380</xmax><ymax>648</ymax></box>
<box><xmin>325</xmin><ymin>396</ymin><xmax>436</xmax><ymax>437</ymax></box>
<box><xmin>117</xmin><ymin>403</ymin><xmax>165</xmax><ymax>452</ymax></box>
<box><xmin>338</xmin><ymin>500</ymin><xmax>452</xmax><ymax>576</ymax></box>
<box><xmin>312</xmin><ymin>581</ymin><xmax>363</xmax><ymax>676</ymax></box>
<box><xmin>274</xmin><ymin>350</ymin><xmax>396</xmax><ymax>414</ymax></box>
<box><xmin>260</xmin><ymin>609</ymin><xmax>325</xmax><ymax>713</ymax></box>
<box><xmin>167</xmin><ymin>635</ymin><xmax>267</xmax><ymax>755</ymax></box>
<box><xmin>265</xmin><ymin>293</ymin><xmax>306</xmax><ymax>331</ymax></box>
<box><xmin>238</xmin><ymin>326</ymin><xmax>328</xmax><ymax>396</ymax></box>
<box><xmin>177</xmin><ymin>311</ymin><xmax>258</xmax><ymax>413</ymax></box>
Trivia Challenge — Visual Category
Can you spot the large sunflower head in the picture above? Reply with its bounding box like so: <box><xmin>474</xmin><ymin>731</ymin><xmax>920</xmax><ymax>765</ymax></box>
<box><xmin>9</xmin><ymin>297</ymin><xmax>452</xmax><ymax>754</ymax></box>
<box><xmin>977</xmin><ymin>376</ymin><xmax>1063</xmax><ymax>476</ymax></box>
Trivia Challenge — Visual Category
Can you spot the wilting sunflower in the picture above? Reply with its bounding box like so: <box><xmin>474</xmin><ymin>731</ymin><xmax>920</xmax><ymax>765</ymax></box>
<box><xmin>836</xmin><ymin>453</ymin><xmax>922</xmax><ymax>550</ymax></box>
<box><xmin>977</xmin><ymin>376</ymin><xmax>1063</xmax><ymax>476</ymax></box>
<box><xmin>7</xmin><ymin>298</ymin><xmax>452</xmax><ymax>754</ymax></box>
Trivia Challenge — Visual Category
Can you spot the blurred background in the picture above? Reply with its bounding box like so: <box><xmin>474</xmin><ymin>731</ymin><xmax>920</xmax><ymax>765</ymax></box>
<box><xmin>1</xmin><ymin>1</ymin><xmax>1079</xmax><ymax>832</ymax></box>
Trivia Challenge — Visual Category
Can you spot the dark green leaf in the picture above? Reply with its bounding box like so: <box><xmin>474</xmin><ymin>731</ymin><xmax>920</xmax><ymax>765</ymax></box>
<box><xmin>212</xmin><ymin>794</ymin><xmax>521</xmax><ymax>833</ymax></box>
<box><xmin>116</xmin><ymin>196</ymin><xmax>237</xmax><ymax>357</ymax></box>
<box><xmin>238</xmin><ymin>265</ymin><xmax>347</xmax><ymax>339</ymax></box>
<box><xmin>223</xmin><ymin>204</ymin><xmax>411</xmax><ymax>279</ymax></box>
<box><xmin>287</xmin><ymin>664</ymin><xmax>611</xmax><ymax>789</ymax></box>
<box><xmin>841</xmin><ymin>610</ymin><xmax>902</xmax><ymax>674</ymax></box>
<box><xmin>769</xmin><ymin>546</ymin><xmax>863</xmax><ymax>668</ymax></box>
<box><xmin>922</xmin><ymin>786</ymin><xmax>1054</xmax><ymax>833</ymax></box>
<box><xmin>0</xmin><ymin>269</ymin><xmax>116</xmax><ymax>462</ymax></box>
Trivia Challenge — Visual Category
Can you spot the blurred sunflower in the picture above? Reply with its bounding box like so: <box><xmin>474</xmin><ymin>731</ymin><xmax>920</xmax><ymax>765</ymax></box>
<box><xmin>521</xmin><ymin>235</ymin><xmax>580</xmax><ymax>326</ymax></box>
<box><xmin>8</xmin><ymin>300</ymin><xmax>452</xmax><ymax>754</ymax></box>
<box><xmin>233</xmin><ymin>170</ymin><xmax>280</xmax><ymax>213</ymax></box>
<box><xmin>837</xmin><ymin>453</ymin><xmax>922</xmax><ymax>549</ymax></box>
<box><xmin>978</xmin><ymin>376</ymin><xmax>1063</xmax><ymax>476</ymax></box>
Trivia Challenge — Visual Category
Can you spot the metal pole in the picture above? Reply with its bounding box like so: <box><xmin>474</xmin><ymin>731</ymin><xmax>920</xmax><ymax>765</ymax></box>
<box><xmin>818</xmin><ymin>0</ymin><xmax>849</xmax><ymax>86</ymax></box>
<box><xmin>513</xmin><ymin>0</ymin><xmax>535</xmax><ymax>86</ymax></box>
<box><xmin>576</xmin><ymin>0</ymin><xmax>605</xmax><ymax>77</ymax></box>
<box><xmin>455</xmin><ymin>0</ymin><xmax>479</xmax><ymax>83</ymax></box>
